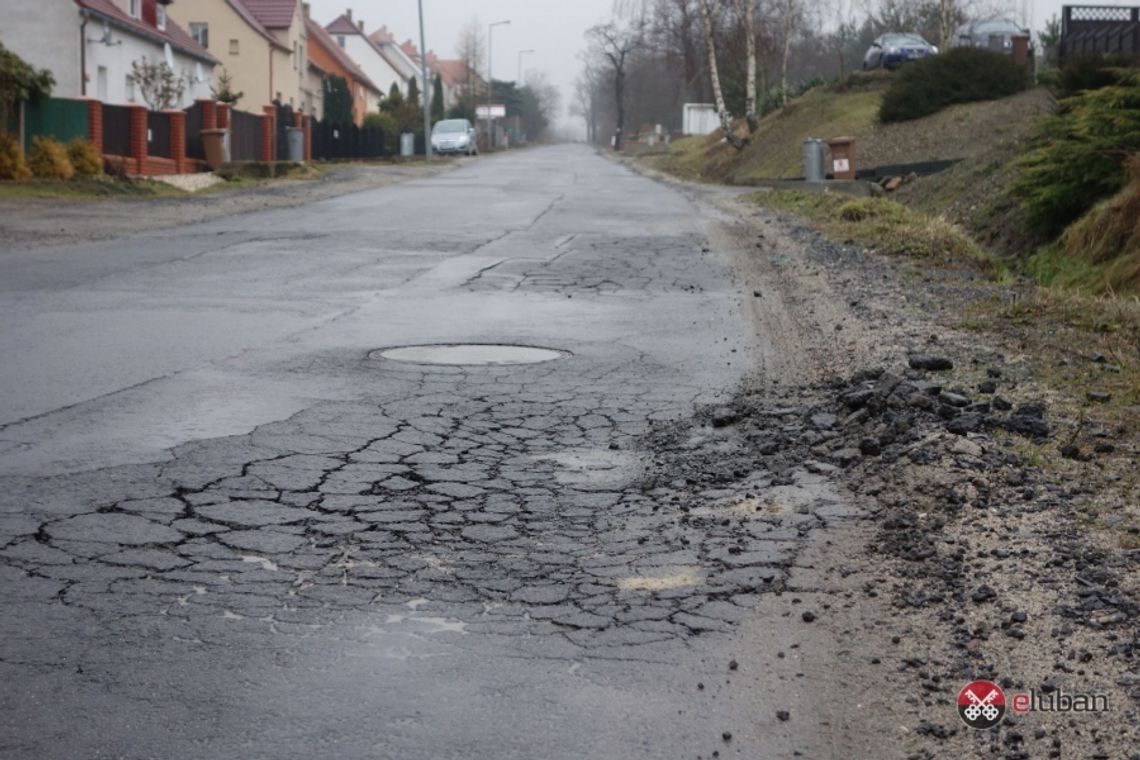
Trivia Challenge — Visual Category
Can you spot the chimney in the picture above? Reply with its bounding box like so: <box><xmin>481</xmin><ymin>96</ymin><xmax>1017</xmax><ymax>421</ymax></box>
<box><xmin>358</xmin><ymin>20</ymin><xmax>364</xmax><ymax>32</ymax></box>
<box><xmin>345</xmin><ymin>8</ymin><xmax>352</xmax><ymax>22</ymax></box>
<box><xmin>302</xmin><ymin>2</ymin><xmax>310</xmax><ymax>19</ymax></box>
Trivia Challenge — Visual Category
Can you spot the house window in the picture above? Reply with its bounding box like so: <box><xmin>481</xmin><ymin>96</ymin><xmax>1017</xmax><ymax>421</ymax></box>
<box><xmin>128</xmin><ymin>0</ymin><xmax>140</xmax><ymax>18</ymax></box>
<box><xmin>336</xmin><ymin>35</ymin><xmax>346</xmax><ymax>48</ymax></box>
<box><xmin>126</xmin><ymin>74</ymin><xmax>136</xmax><ymax>102</ymax></box>
<box><xmin>97</xmin><ymin>66</ymin><xmax>108</xmax><ymax>100</ymax></box>
<box><xmin>156</xmin><ymin>5</ymin><xmax>166</xmax><ymax>30</ymax></box>
<box><xmin>229</xmin><ymin>39</ymin><xmax>239</xmax><ymax>55</ymax></box>
<box><xmin>189</xmin><ymin>23</ymin><xmax>208</xmax><ymax>48</ymax></box>
<box><xmin>294</xmin><ymin>41</ymin><xmax>300</xmax><ymax>70</ymax></box>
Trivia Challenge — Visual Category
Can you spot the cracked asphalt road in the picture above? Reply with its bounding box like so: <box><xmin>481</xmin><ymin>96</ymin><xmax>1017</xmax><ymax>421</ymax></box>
<box><xmin>0</xmin><ymin>146</ymin><xmax>856</xmax><ymax>759</ymax></box>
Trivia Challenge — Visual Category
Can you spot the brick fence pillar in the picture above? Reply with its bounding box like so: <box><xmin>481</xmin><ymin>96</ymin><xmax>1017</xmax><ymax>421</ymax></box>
<box><xmin>217</xmin><ymin>103</ymin><xmax>230</xmax><ymax>129</ymax></box>
<box><xmin>129</xmin><ymin>105</ymin><xmax>148</xmax><ymax>175</ymax></box>
<box><xmin>197</xmin><ymin>98</ymin><xmax>217</xmax><ymax>130</ymax></box>
<box><xmin>261</xmin><ymin>105</ymin><xmax>276</xmax><ymax>162</ymax></box>
<box><xmin>302</xmin><ymin>114</ymin><xmax>312</xmax><ymax>161</ymax></box>
<box><xmin>167</xmin><ymin>109</ymin><xmax>187</xmax><ymax>173</ymax></box>
<box><xmin>85</xmin><ymin>99</ymin><xmax>103</xmax><ymax>152</ymax></box>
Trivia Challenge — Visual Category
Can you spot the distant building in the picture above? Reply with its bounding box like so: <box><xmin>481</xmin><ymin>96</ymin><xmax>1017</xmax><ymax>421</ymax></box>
<box><xmin>324</xmin><ymin>11</ymin><xmax>406</xmax><ymax>98</ymax></box>
<box><xmin>0</xmin><ymin>0</ymin><xmax>217</xmax><ymax>107</ymax></box>
<box><xmin>305</xmin><ymin>15</ymin><xmax>381</xmax><ymax>124</ymax></box>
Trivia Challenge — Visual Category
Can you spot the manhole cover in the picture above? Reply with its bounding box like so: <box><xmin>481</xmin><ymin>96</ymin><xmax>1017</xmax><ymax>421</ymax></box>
<box><xmin>370</xmin><ymin>343</ymin><xmax>568</xmax><ymax>366</ymax></box>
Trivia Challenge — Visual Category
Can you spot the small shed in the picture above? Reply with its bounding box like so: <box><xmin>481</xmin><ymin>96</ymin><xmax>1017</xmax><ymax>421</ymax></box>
<box><xmin>682</xmin><ymin>104</ymin><xmax>719</xmax><ymax>136</ymax></box>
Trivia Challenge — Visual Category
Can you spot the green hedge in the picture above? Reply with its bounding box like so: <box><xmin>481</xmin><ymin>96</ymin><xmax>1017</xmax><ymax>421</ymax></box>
<box><xmin>879</xmin><ymin>48</ymin><xmax>1029</xmax><ymax>123</ymax></box>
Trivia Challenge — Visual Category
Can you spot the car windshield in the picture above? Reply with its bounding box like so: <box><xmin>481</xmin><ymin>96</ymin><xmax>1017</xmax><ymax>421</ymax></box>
<box><xmin>884</xmin><ymin>34</ymin><xmax>926</xmax><ymax>46</ymax></box>
<box><xmin>433</xmin><ymin>120</ymin><xmax>468</xmax><ymax>135</ymax></box>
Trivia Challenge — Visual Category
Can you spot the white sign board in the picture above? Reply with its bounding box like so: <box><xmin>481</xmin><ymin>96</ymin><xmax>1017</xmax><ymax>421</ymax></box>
<box><xmin>476</xmin><ymin>105</ymin><xmax>507</xmax><ymax>119</ymax></box>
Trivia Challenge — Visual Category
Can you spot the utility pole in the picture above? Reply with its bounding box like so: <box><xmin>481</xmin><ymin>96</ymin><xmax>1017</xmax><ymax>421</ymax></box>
<box><xmin>418</xmin><ymin>0</ymin><xmax>432</xmax><ymax>161</ymax></box>
<box><xmin>486</xmin><ymin>19</ymin><xmax>510</xmax><ymax>150</ymax></box>
<box><xmin>517</xmin><ymin>49</ymin><xmax>534</xmax><ymax>86</ymax></box>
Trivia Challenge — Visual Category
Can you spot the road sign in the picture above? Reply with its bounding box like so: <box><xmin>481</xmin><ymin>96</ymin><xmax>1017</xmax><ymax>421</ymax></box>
<box><xmin>476</xmin><ymin>105</ymin><xmax>507</xmax><ymax>119</ymax></box>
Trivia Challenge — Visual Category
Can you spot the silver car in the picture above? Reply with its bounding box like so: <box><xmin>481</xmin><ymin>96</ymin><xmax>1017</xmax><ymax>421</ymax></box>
<box><xmin>430</xmin><ymin>119</ymin><xmax>478</xmax><ymax>156</ymax></box>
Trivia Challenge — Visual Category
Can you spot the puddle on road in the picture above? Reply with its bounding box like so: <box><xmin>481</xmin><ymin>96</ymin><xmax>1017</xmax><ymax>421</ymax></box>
<box><xmin>617</xmin><ymin>571</ymin><xmax>702</xmax><ymax>591</ymax></box>
<box><xmin>533</xmin><ymin>448</ymin><xmax>643</xmax><ymax>488</ymax></box>
<box><xmin>370</xmin><ymin>344</ymin><xmax>569</xmax><ymax>366</ymax></box>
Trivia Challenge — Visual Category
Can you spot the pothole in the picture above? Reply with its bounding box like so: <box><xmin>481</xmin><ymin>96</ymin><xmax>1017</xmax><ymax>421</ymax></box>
<box><xmin>370</xmin><ymin>343</ymin><xmax>569</xmax><ymax>366</ymax></box>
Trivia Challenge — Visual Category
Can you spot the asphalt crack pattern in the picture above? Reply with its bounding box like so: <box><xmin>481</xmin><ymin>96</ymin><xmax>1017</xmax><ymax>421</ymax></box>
<box><xmin>0</xmin><ymin>234</ymin><xmax>840</xmax><ymax>661</ymax></box>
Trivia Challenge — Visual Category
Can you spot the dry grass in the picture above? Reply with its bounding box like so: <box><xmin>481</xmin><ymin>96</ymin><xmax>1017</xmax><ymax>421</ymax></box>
<box><xmin>750</xmin><ymin>189</ymin><xmax>993</xmax><ymax>270</ymax></box>
<box><xmin>1050</xmin><ymin>156</ymin><xmax>1140</xmax><ymax>296</ymax></box>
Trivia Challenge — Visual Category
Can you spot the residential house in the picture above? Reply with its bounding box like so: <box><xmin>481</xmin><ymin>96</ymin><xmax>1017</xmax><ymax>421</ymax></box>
<box><xmin>1</xmin><ymin>0</ymin><xmax>217</xmax><ymax>108</ymax></box>
<box><xmin>304</xmin><ymin>15</ymin><xmax>380</xmax><ymax>124</ymax></box>
<box><xmin>431</xmin><ymin>54</ymin><xmax>483</xmax><ymax>114</ymax></box>
<box><xmin>167</xmin><ymin>0</ymin><xmax>309</xmax><ymax>109</ymax></box>
<box><xmin>371</xmin><ymin>29</ymin><xmax>425</xmax><ymax>93</ymax></box>
<box><xmin>324</xmin><ymin>11</ymin><xmax>405</xmax><ymax>98</ymax></box>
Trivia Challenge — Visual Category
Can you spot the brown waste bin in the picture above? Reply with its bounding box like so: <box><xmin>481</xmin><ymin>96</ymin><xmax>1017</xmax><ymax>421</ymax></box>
<box><xmin>201</xmin><ymin>128</ymin><xmax>229</xmax><ymax>169</ymax></box>
<box><xmin>827</xmin><ymin>136</ymin><xmax>857</xmax><ymax>181</ymax></box>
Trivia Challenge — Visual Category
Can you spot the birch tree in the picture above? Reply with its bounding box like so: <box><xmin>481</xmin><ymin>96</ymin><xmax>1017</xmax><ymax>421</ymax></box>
<box><xmin>697</xmin><ymin>0</ymin><xmax>744</xmax><ymax>148</ymax></box>
<box><xmin>773</xmin><ymin>0</ymin><xmax>806</xmax><ymax>106</ymax></box>
<box><xmin>730</xmin><ymin>0</ymin><xmax>758</xmax><ymax>131</ymax></box>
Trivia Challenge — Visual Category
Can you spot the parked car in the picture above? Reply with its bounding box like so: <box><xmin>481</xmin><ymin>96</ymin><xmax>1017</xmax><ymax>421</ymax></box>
<box><xmin>951</xmin><ymin>18</ymin><xmax>1029</xmax><ymax>54</ymax></box>
<box><xmin>430</xmin><ymin>119</ymin><xmax>478</xmax><ymax>156</ymax></box>
<box><xmin>863</xmin><ymin>33</ymin><xmax>938</xmax><ymax>69</ymax></box>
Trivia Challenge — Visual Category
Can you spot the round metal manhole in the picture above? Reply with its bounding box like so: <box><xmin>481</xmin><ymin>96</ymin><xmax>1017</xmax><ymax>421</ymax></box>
<box><xmin>369</xmin><ymin>343</ymin><xmax>569</xmax><ymax>366</ymax></box>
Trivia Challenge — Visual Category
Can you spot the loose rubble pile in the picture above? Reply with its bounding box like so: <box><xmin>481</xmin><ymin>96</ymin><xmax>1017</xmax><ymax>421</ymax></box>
<box><xmin>671</xmin><ymin>351</ymin><xmax>1139</xmax><ymax>758</ymax></box>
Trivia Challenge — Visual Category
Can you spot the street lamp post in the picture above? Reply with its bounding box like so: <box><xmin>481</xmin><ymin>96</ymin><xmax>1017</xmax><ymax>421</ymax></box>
<box><xmin>418</xmin><ymin>0</ymin><xmax>431</xmax><ymax>161</ymax></box>
<box><xmin>517</xmin><ymin>49</ymin><xmax>534</xmax><ymax>86</ymax></box>
<box><xmin>486</xmin><ymin>19</ymin><xmax>510</xmax><ymax>150</ymax></box>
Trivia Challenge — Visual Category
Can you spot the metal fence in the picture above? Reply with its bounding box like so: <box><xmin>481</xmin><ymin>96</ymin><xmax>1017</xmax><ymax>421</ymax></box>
<box><xmin>102</xmin><ymin>104</ymin><xmax>132</xmax><ymax>156</ymax></box>
<box><xmin>1061</xmin><ymin>5</ymin><xmax>1140</xmax><ymax>63</ymax></box>
<box><xmin>311</xmin><ymin>120</ymin><xmax>387</xmax><ymax>160</ymax></box>
<box><xmin>147</xmin><ymin>111</ymin><xmax>171</xmax><ymax>159</ymax></box>
<box><xmin>184</xmin><ymin>101</ymin><xmax>206</xmax><ymax>160</ymax></box>
<box><xmin>19</xmin><ymin>97</ymin><xmax>89</xmax><ymax>151</ymax></box>
<box><xmin>230</xmin><ymin>108</ymin><xmax>263</xmax><ymax>161</ymax></box>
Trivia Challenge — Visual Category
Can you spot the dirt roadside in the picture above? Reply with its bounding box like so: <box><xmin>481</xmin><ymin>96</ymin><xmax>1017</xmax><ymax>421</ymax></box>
<box><xmin>0</xmin><ymin>160</ymin><xmax>467</xmax><ymax>252</ymax></box>
<box><xmin>625</xmin><ymin>155</ymin><xmax>1139</xmax><ymax>758</ymax></box>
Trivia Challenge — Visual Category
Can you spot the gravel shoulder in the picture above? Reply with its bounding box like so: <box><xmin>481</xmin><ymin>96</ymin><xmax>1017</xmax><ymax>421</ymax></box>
<box><xmin>627</xmin><ymin>153</ymin><xmax>1140</xmax><ymax>758</ymax></box>
<box><xmin>0</xmin><ymin>160</ymin><xmax>467</xmax><ymax>252</ymax></box>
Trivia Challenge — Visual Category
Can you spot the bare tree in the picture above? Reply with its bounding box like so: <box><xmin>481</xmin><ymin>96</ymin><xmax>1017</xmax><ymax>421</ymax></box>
<box><xmin>585</xmin><ymin>14</ymin><xmax>646</xmax><ymax>150</ymax></box>
<box><xmin>128</xmin><ymin>58</ymin><xmax>186</xmax><ymax>110</ymax></box>
<box><xmin>455</xmin><ymin>19</ymin><xmax>486</xmax><ymax>108</ymax></box>
<box><xmin>772</xmin><ymin>0</ymin><xmax>806</xmax><ymax>105</ymax></box>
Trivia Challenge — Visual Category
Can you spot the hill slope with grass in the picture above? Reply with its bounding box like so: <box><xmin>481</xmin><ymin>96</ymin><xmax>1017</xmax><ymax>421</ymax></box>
<box><xmin>656</xmin><ymin>74</ymin><xmax>1053</xmax><ymax>185</ymax></box>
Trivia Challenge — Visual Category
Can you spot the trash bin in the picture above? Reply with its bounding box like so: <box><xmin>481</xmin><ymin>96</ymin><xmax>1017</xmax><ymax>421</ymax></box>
<box><xmin>803</xmin><ymin>138</ymin><xmax>826</xmax><ymax>182</ymax></box>
<box><xmin>285</xmin><ymin>127</ymin><xmax>304</xmax><ymax>162</ymax></box>
<box><xmin>827</xmin><ymin>136</ymin><xmax>857</xmax><ymax>180</ymax></box>
<box><xmin>400</xmin><ymin>132</ymin><xmax>415</xmax><ymax>157</ymax></box>
<box><xmin>201</xmin><ymin>128</ymin><xmax>229</xmax><ymax>169</ymax></box>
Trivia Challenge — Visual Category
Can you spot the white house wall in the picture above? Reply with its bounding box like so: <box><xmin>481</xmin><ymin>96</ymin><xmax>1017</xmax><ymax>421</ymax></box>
<box><xmin>342</xmin><ymin>35</ymin><xmax>403</xmax><ymax>96</ymax></box>
<box><xmin>85</xmin><ymin>30</ymin><xmax>213</xmax><ymax>107</ymax></box>
<box><xmin>0</xmin><ymin>4</ymin><xmax>83</xmax><ymax>99</ymax></box>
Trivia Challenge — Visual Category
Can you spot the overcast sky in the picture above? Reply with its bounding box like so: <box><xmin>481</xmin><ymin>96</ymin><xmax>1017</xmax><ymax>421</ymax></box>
<box><xmin>307</xmin><ymin>0</ymin><xmax>1139</xmax><ymax>134</ymax></box>
<box><xmin>307</xmin><ymin>0</ymin><xmax>615</xmax><ymax>135</ymax></box>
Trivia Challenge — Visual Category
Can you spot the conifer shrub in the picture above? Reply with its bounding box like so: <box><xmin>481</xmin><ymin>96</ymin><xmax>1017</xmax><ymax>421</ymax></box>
<box><xmin>879</xmin><ymin>48</ymin><xmax>1028</xmax><ymax>123</ymax></box>
<box><xmin>1011</xmin><ymin>69</ymin><xmax>1140</xmax><ymax>237</ymax></box>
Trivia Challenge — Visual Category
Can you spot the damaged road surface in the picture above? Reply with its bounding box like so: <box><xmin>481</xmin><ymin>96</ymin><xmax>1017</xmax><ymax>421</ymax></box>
<box><xmin>0</xmin><ymin>146</ymin><xmax>870</xmax><ymax>758</ymax></box>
